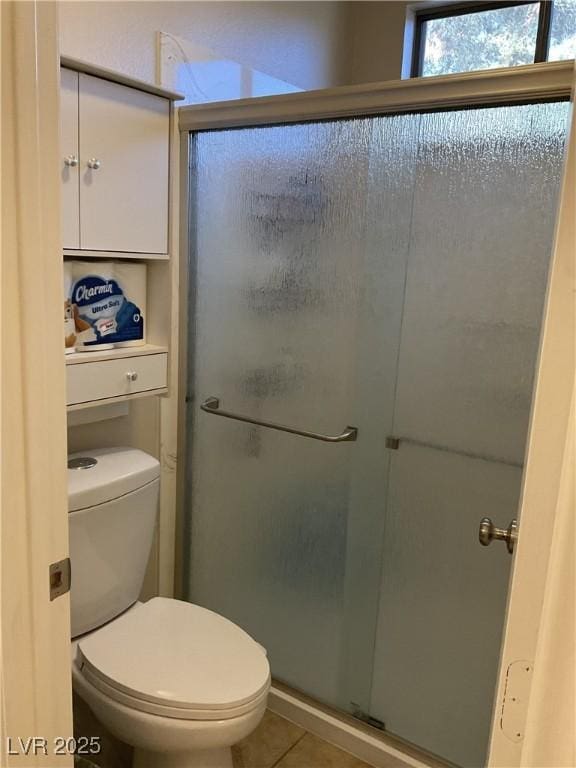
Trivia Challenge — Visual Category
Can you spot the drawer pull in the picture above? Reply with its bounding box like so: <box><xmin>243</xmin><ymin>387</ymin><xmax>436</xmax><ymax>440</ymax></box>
<box><xmin>126</xmin><ymin>371</ymin><xmax>138</xmax><ymax>382</ymax></box>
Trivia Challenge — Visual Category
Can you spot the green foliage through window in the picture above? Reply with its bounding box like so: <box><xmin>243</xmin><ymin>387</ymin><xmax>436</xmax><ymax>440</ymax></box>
<box><xmin>415</xmin><ymin>1</ymin><xmax>576</xmax><ymax>77</ymax></box>
<box><xmin>549</xmin><ymin>0</ymin><xmax>576</xmax><ymax>59</ymax></box>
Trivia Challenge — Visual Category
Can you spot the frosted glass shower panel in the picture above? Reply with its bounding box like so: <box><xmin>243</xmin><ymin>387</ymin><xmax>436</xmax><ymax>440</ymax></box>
<box><xmin>371</xmin><ymin>446</ymin><xmax>522</xmax><ymax>766</ymax></box>
<box><xmin>187</xmin><ymin>100</ymin><xmax>569</xmax><ymax>767</ymax></box>
<box><xmin>189</xmin><ymin>120</ymin><xmax>377</xmax><ymax>704</ymax></box>
<box><xmin>393</xmin><ymin>103</ymin><xmax>570</xmax><ymax>465</ymax></box>
<box><xmin>339</xmin><ymin>114</ymin><xmax>420</xmax><ymax>712</ymax></box>
<box><xmin>370</xmin><ymin>101</ymin><xmax>569</xmax><ymax>767</ymax></box>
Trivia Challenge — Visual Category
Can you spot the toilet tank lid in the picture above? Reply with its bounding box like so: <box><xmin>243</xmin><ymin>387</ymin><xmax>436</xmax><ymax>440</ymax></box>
<box><xmin>68</xmin><ymin>447</ymin><xmax>160</xmax><ymax>512</ymax></box>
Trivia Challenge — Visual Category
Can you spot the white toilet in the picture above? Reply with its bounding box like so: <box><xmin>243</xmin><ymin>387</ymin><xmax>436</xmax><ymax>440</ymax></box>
<box><xmin>68</xmin><ymin>447</ymin><xmax>270</xmax><ymax>768</ymax></box>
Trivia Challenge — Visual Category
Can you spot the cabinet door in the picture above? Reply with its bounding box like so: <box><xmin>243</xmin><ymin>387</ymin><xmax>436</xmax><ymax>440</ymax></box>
<box><xmin>60</xmin><ymin>68</ymin><xmax>80</xmax><ymax>249</ymax></box>
<box><xmin>79</xmin><ymin>74</ymin><xmax>169</xmax><ymax>254</ymax></box>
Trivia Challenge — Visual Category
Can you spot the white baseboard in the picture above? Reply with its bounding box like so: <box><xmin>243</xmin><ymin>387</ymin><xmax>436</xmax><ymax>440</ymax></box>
<box><xmin>268</xmin><ymin>686</ymin><xmax>438</xmax><ymax>768</ymax></box>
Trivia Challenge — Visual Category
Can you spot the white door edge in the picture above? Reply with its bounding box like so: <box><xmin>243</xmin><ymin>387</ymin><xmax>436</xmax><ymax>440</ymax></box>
<box><xmin>1</xmin><ymin>2</ymin><xmax>74</xmax><ymax>765</ymax></box>
<box><xmin>487</xmin><ymin>75</ymin><xmax>575</xmax><ymax>767</ymax></box>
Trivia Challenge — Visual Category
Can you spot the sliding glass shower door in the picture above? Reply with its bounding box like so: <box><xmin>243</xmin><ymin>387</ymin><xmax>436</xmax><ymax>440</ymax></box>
<box><xmin>186</xmin><ymin>116</ymin><xmax>411</xmax><ymax>708</ymax></box>
<box><xmin>185</xmin><ymin>101</ymin><xmax>569</xmax><ymax>767</ymax></box>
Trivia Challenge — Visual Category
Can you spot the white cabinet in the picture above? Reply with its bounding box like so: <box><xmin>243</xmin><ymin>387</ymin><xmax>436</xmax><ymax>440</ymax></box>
<box><xmin>60</xmin><ymin>69</ymin><xmax>170</xmax><ymax>255</ymax></box>
<box><xmin>61</xmin><ymin>59</ymin><xmax>180</xmax><ymax>411</ymax></box>
<box><xmin>60</xmin><ymin>68</ymin><xmax>80</xmax><ymax>249</ymax></box>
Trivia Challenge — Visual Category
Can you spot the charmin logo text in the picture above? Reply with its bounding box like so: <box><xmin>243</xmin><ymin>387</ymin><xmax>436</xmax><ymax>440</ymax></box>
<box><xmin>74</xmin><ymin>280</ymin><xmax>115</xmax><ymax>303</ymax></box>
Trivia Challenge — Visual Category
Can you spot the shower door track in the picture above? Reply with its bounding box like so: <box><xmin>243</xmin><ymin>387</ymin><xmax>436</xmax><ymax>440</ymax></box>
<box><xmin>178</xmin><ymin>61</ymin><xmax>572</xmax><ymax>132</ymax></box>
<box><xmin>269</xmin><ymin>680</ymin><xmax>456</xmax><ymax>768</ymax></box>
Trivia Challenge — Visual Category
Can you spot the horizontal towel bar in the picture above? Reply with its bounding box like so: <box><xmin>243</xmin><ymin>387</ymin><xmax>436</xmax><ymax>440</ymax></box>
<box><xmin>385</xmin><ymin>435</ymin><xmax>522</xmax><ymax>468</ymax></box>
<box><xmin>200</xmin><ymin>397</ymin><xmax>358</xmax><ymax>443</ymax></box>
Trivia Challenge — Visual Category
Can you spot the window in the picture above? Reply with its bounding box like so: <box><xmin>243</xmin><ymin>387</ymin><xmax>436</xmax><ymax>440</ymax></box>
<box><xmin>411</xmin><ymin>1</ymin><xmax>576</xmax><ymax>78</ymax></box>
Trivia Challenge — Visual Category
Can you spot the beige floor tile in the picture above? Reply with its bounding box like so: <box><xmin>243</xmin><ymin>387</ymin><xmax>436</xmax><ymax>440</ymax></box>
<box><xmin>276</xmin><ymin>733</ymin><xmax>373</xmax><ymax>768</ymax></box>
<box><xmin>233</xmin><ymin>711</ymin><xmax>306</xmax><ymax>768</ymax></box>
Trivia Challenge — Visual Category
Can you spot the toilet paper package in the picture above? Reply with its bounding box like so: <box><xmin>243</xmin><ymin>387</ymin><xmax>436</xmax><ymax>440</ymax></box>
<box><xmin>66</xmin><ymin>261</ymin><xmax>147</xmax><ymax>351</ymax></box>
<box><xmin>63</xmin><ymin>261</ymin><xmax>76</xmax><ymax>354</ymax></box>
<box><xmin>111</xmin><ymin>262</ymin><xmax>147</xmax><ymax>349</ymax></box>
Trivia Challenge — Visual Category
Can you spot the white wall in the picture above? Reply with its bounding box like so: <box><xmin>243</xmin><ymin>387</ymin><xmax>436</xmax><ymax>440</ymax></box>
<box><xmin>59</xmin><ymin>1</ymin><xmax>352</xmax><ymax>90</ymax></box>
<box><xmin>345</xmin><ymin>1</ymin><xmax>411</xmax><ymax>84</ymax></box>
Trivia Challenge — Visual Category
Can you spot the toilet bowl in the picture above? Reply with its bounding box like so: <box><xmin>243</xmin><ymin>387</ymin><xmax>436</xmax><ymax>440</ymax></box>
<box><xmin>71</xmin><ymin>599</ymin><xmax>269</xmax><ymax>768</ymax></box>
<box><xmin>68</xmin><ymin>448</ymin><xmax>270</xmax><ymax>768</ymax></box>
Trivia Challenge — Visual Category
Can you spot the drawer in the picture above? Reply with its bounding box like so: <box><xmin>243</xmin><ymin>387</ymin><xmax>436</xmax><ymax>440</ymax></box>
<box><xmin>67</xmin><ymin>352</ymin><xmax>167</xmax><ymax>406</ymax></box>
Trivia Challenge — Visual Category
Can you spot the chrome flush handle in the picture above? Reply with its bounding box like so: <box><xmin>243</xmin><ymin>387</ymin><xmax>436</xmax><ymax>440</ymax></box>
<box><xmin>479</xmin><ymin>517</ymin><xmax>518</xmax><ymax>554</ymax></box>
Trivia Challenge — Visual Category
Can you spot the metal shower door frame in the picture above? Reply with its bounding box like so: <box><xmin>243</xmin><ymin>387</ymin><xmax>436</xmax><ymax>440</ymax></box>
<box><xmin>175</xmin><ymin>60</ymin><xmax>574</xmax><ymax>768</ymax></box>
<box><xmin>178</xmin><ymin>61</ymin><xmax>572</xmax><ymax>132</ymax></box>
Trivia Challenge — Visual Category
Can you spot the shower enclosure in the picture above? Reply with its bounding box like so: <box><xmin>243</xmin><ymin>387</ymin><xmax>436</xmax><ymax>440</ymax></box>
<box><xmin>180</xmin><ymin>65</ymin><xmax>572</xmax><ymax>767</ymax></box>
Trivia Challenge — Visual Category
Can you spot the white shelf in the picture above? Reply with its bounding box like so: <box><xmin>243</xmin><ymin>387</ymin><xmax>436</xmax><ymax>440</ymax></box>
<box><xmin>64</xmin><ymin>249</ymin><xmax>169</xmax><ymax>261</ymax></box>
<box><xmin>65</xmin><ymin>343</ymin><xmax>168</xmax><ymax>365</ymax></box>
<box><xmin>66</xmin><ymin>388</ymin><xmax>168</xmax><ymax>412</ymax></box>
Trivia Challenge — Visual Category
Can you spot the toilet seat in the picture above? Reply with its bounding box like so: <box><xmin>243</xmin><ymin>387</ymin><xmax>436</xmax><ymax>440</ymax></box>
<box><xmin>78</xmin><ymin>662</ymin><xmax>270</xmax><ymax>721</ymax></box>
<box><xmin>76</xmin><ymin>597</ymin><xmax>270</xmax><ymax>721</ymax></box>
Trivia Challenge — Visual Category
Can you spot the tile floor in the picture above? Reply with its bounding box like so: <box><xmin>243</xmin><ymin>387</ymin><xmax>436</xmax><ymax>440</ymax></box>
<box><xmin>233</xmin><ymin>711</ymin><xmax>374</xmax><ymax>768</ymax></box>
<box><xmin>74</xmin><ymin>697</ymin><xmax>374</xmax><ymax>768</ymax></box>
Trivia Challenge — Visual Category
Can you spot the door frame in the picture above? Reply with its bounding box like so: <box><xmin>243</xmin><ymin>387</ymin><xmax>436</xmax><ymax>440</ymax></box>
<box><xmin>487</xmin><ymin>75</ymin><xmax>575</xmax><ymax>767</ymax></box>
<box><xmin>1</xmin><ymin>2</ymin><xmax>74</xmax><ymax>765</ymax></box>
<box><xmin>177</xmin><ymin>61</ymin><xmax>575</xmax><ymax>768</ymax></box>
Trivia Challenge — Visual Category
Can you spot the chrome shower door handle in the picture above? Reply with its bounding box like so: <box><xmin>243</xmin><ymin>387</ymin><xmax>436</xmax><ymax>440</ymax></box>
<box><xmin>479</xmin><ymin>517</ymin><xmax>518</xmax><ymax>554</ymax></box>
<box><xmin>200</xmin><ymin>396</ymin><xmax>358</xmax><ymax>443</ymax></box>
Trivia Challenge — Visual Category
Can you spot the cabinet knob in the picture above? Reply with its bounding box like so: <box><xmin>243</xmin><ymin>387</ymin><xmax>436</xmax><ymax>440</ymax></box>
<box><xmin>64</xmin><ymin>155</ymin><xmax>79</xmax><ymax>167</ymax></box>
<box><xmin>126</xmin><ymin>371</ymin><xmax>138</xmax><ymax>382</ymax></box>
<box><xmin>87</xmin><ymin>158</ymin><xmax>101</xmax><ymax>170</ymax></box>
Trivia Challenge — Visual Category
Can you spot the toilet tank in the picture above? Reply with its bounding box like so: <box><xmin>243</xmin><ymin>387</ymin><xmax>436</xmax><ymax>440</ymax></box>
<box><xmin>68</xmin><ymin>447</ymin><xmax>160</xmax><ymax>638</ymax></box>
